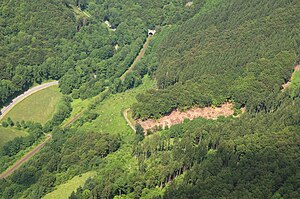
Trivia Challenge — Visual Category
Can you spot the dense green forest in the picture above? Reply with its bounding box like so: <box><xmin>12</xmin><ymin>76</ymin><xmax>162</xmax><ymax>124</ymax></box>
<box><xmin>72</xmin><ymin>88</ymin><xmax>300</xmax><ymax>199</ymax></box>
<box><xmin>133</xmin><ymin>0</ymin><xmax>300</xmax><ymax>119</ymax></box>
<box><xmin>0</xmin><ymin>0</ymin><xmax>204</xmax><ymax>107</ymax></box>
<box><xmin>0</xmin><ymin>0</ymin><xmax>300</xmax><ymax>198</ymax></box>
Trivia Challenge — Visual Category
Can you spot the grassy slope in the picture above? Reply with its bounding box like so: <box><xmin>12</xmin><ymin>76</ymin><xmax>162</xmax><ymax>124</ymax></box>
<box><xmin>44</xmin><ymin>77</ymin><xmax>154</xmax><ymax>199</ymax></box>
<box><xmin>79</xmin><ymin>76</ymin><xmax>154</xmax><ymax>195</ymax></box>
<box><xmin>60</xmin><ymin>98</ymin><xmax>91</xmax><ymax>127</ymax></box>
<box><xmin>69</xmin><ymin>4</ymin><xmax>91</xmax><ymax>19</ymax></box>
<box><xmin>3</xmin><ymin>85</ymin><xmax>62</xmax><ymax>124</ymax></box>
<box><xmin>79</xmin><ymin>76</ymin><xmax>154</xmax><ymax>137</ymax></box>
<box><xmin>290</xmin><ymin>69</ymin><xmax>300</xmax><ymax>96</ymax></box>
<box><xmin>0</xmin><ymin>127</ymin><xmax>28</xmax><ymax>147</ymax></box>
<box><xmin>42</xmin><ymin>171</ymin><xmax>96</xmax><ymax>199</ymax></box>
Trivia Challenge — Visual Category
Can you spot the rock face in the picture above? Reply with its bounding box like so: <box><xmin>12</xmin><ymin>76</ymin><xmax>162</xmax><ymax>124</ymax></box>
<box><xmin>138</xmin><ymin>103</ymin><xmax>234</xmax><ymax>133</ymax></box>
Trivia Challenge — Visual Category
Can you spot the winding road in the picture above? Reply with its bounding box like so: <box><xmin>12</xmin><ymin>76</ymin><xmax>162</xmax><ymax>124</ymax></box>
<box><xmin>0</xmin><ymin>82</ymin><xmax>58</xmax><ymax>179</ymax></box>
<box><xmin>0</xmin><ymin>32</ymin><xmax>154</xmax><ymax>179</ymax></box>
<box><xmin>0</xmin><ymin>81</ymin><xmax>59</xmax><ymax>121</ymax></box>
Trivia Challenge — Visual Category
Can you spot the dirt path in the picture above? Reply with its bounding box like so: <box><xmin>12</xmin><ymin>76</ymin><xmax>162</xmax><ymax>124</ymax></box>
<box><xmin>63</xmin><ymin>112</ymin><xmax>84</xmax><ymax>128</ymax></box>
<box><xmin>62</xmin><ymin>34</ymin><xmax>153</xmax><ymax>130</ymax></box>
<box><xmin>120</xmin><ymin>35</ymin><xmax>153</xmax><ymax>81</ymax></box>
<box><xmin>123</xmin><ymin>108</ymin><xmax>136</xmax><ymax>132</ymax></box>
<box><xmin>0</xmin><ymin>134</ymin><xmax>52</xmax><ymax>179</ymax></box>
<box><xmin>0</xmin><ymin>81</ymin><xmax>59</xmax><ymax>121</ymax></box>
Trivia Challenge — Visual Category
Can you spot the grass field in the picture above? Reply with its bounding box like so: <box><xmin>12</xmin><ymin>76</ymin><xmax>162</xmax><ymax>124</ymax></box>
<box><xmin>43</xmin><ymin>77</ymin><xmax>154</xmax><ymax>198</ymax></box>
<box><xmin>290</xmin><ymin>69</ymin><xmax>300</xmax><ymax>97</ymax></box>
<box><xmin>0</xmin><ymin>126</ymin><xmax>28</xmax><ymax>147</ymax></box>
<box><xmin>291</xmin><ymin>70</ymin><xmax>300</xmax><ymax>88</ymax></box>
<box><xmin>69</xmin><ymin>4</ymin><xmax>91</xmax><ymax>19</ymax></box>
<box><xmin>43</xmin><ymin>171</ymin><xmax>96</xmax><ymax>199</ymax></box>
<box><xmin>79</xmin><ymin>76</ymin><xmax>154</xmax><ymax>136</ymax></box>
<box><xmin>3</xmin><ymin>85</ymin><xmax>62</xmax><ymax>124</ymax></box>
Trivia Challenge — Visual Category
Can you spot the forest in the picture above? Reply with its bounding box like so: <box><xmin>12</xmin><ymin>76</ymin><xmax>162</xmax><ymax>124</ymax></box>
<box><xmin>0</xmin><ymin>0</ymin><xmax>299</xmax><ymax>198</ymax></box>
<box><xmin>0</xmin><ymin>0</ymin><xmax>205</xmax><ymax>108</ymax></box>
<box><xmin>132</xmin><ymin>0</ymin><xmax>300</xmax><ymax>118</ymax></box>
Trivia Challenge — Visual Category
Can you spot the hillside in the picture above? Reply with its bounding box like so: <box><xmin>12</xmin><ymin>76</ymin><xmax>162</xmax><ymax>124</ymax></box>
<box><xmin>133</xmin><ymin>0</ymin><xmax>300</xmax><ymax>118</ymax></box>
<box><xmin>0</xmin><ymin>0</ymin><xmax>76</xmax><ymax>107</ymax></box>
<box><xmin>0</xmin><ymin>0</ymin><xmax>299</xmax><ymax>199</ymax></box>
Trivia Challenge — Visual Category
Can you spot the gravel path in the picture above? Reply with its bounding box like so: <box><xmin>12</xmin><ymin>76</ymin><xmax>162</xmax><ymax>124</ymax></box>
<box><xmin>0</xmin><ymin>81</ymin><xmax>59</xmax><ymax>121</ymax></box>
<box><xmin>123</xmin><ymin>108</ymin><xmax>136</xmax><ymax>132</ymax></box>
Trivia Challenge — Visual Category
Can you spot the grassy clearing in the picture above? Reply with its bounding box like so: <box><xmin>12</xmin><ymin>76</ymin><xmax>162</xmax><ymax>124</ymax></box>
<box><xmin>0</xmin><ymin>127</ymin><xmax>28</xmax><ymax>147</ymax></box>
<box><xmin>288</xmin><ymin>68</ymin><xmax>300</xmax><ymax>97</ymax></box>
<box><xmin>44</xmin><ymin>77</ymin><xmax>154</xmax><ymax>198</ymax></box>
<box><xmin>43</xmin><ymin>171</ymin><xmax>96</xmax><ymax>199</ymax></box>
<box><xmin>79</xmin><ymin>76</ymin><xmax>154</xmax><ymax>137</ymax></box>
<box><xmin>3</xmin><ymin>85</ymin><xmax>62</xmax><ymax>124</ymax></box>
<box><xmin>69</xmin><ymin>4</ymin><xmax>91</xmax><ymax>19</ymax></box>
<box><xmin>61</xmin><ymin>98</ymin><xmax>91</xmax><ymax>127</ymax></box>
<box><xmin>291</xmin><ymin>70</ymin><xmax>300</xmax><ymax>88</ymax></box>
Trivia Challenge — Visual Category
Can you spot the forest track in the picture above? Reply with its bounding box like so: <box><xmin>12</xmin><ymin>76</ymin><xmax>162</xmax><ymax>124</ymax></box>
<box><xmin>0</xmin><ymin>81</ymin><xmax>59</xmax><ymax>121</ymax></box>
<box><xmin>123</xmin><ymin>108</ymin><xmax>136</xmax><ymax>132</ymax></box>
<box><xmin>61</xmin><ymin>33</ymin><xmax>153</xmax><ymax>129</ymax></box>
<box><xmin>120</xmin><ymin>35</ymin><xmax>153</xmax><ymax>81</ymax></box>
<box><xmin>0</xmin><ymin>134</ymin><xmax>52</xmax><ymax>179</ymax></box>
<box><xmin>63</xmin><ymin>112</ymin><xmax>84</xmax><ymax>128</ymax></box>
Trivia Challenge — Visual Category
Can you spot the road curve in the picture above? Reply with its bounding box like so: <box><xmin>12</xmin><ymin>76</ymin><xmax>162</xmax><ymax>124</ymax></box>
<box><xmin>0</xmin><ymin>81</ymin><xmax>59</xmax><ymax>121</ymax></box>
<box><xmin>123</xmin><ymin>108</ymin><xmax>136</xmax><ymax>132</ymax></box>
<box><xmin>0</xmin><ymin>134</ymin><xmax>52</xmax><ymax>179</ymax></box>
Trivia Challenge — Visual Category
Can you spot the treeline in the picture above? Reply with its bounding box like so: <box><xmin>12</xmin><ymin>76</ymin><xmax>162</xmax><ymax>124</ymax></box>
<box><xmin>0</xmin><ymin>95</ymin><xmax>72</xmax><ymax>173</ymax></box>
<box><xmin>0</xmin><ymin>122</ymin><xmax>43</xmax><ymax>157</ymax></box>
<box><xmin>70</xmin><ymin>79</ymin><xmax>300</xmax><ymax>199</ymax></box>
<box><xmin>0</xmin><ymin>129</ymin><xmax>121</xmax><ymax>199</ymax></box>
<box><xmin>44</xmin><ymin>96</ymin><xmax>73</xmax><ymax>131</ymax></box>
<box><xmin>133</xmin><ymin>82</ymin><xmax>213</xmax><ymax>120</ymax></box>
<box><xmin>0</xmin><ymin>121</ymin><xmax>44</xmax><ymax>173</ymax></box>
<box><xmin>133</xmin><ymin>0</ymin><xmax>300</xmax><ymax>118</ymax></box>
<box><xmin>133</xmin><ymin>51</ymin><xmax>295</xmax><ymax>119</ymax></box>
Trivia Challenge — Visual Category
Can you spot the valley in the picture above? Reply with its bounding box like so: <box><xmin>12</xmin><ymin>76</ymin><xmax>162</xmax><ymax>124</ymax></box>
<box><xmin>0</xmin><ymin>0</ymin><xmax>299</xmax><ymax>199</ymax></box>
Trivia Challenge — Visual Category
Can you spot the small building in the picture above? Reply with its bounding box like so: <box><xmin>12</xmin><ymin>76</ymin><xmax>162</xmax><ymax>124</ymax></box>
<box><xmin>148</xmin><ymin>29</ymin><xmax>156</xmax><ymax>36</ymax></box>
<box><xmin>185</xmin><ymin>2</ymin><xmax>193</xmax><ymax>7</ymax></box>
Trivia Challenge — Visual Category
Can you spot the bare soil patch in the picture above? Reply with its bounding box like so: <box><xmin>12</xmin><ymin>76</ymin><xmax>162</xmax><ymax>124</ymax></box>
<box><xmin>138</xmin><ymin>103</ymin><xmax>234</xmax><ymax>133</ymax></box>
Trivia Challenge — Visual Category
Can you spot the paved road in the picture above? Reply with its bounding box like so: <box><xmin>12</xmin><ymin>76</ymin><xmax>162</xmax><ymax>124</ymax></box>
<box><xmin>0</xmin><ymin>81</ymin><xmax>59</xmax><ymax>121</ymax></box>
<box><xmin>0</xmin><ymin>134</ymin><xmax>52</xmax><ymax>179</ymax></box>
